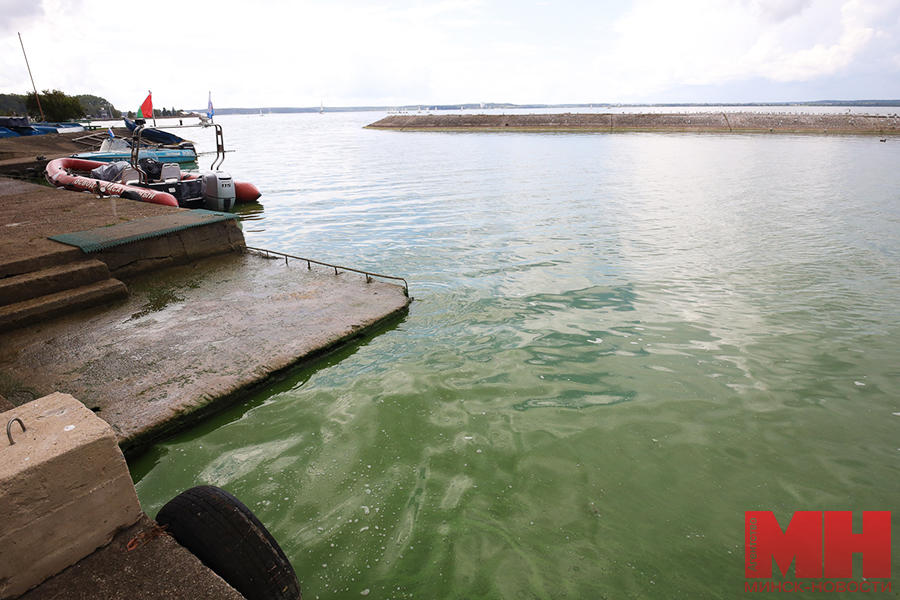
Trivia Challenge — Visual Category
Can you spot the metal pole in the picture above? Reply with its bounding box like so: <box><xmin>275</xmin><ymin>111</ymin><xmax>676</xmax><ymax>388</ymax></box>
<box><xmin>18</xmin><ymin>32</ymin><xmax>44</xmax><ymax>122</ymax></box>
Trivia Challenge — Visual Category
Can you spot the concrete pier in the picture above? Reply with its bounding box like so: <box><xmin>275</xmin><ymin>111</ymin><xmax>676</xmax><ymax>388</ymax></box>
<box><xmin>0</xmin><ymin>179</ymin><xmax>411</xmax><ymax>456</ymax></box>
<box><xmin>366</xmin><ymin>112</ymin><xmax>900</xmax><ymax>134</ymax></box>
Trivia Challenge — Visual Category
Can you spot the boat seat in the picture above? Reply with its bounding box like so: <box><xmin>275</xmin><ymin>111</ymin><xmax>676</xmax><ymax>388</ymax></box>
<box><xmin>119</xmin><ymin>166</ymin><xmax>143</xmax><ymax>185</ymax></box>
<box><xmin>160</xmin><ymin>163</ymin><xmax>180</xmax><ymax>183</ymax></box>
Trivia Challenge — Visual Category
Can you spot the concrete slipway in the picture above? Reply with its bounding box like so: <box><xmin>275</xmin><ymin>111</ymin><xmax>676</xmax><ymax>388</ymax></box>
<box><xmin>0</xmin><ymin>179</ymin><xmax>411</xmax><ymax>456</ymax></box>
<box><xmin>1</xmin><ymin>250</ymin><xmax>411</xmax><ymax>454</ymax></box>
<box><xmin>0</xmin><ymin>174</ymin><xmax>410</xmax><ymax>599</ymax></box>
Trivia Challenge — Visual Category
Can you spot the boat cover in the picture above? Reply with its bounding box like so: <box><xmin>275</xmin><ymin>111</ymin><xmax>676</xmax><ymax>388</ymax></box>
<box><xmin>90</xmin><ymin>161</ymin><xmax>129</xmax><ymax>182</ymax></box>
<box><xmin>124</xmin><ymin>118</ymin><xmax>186</xmax><ymax>145</ymax></box>
<box><xmin>0</xmin><ymin>117</ymin><xmax>29</xmax><ymax>128</ymax></box>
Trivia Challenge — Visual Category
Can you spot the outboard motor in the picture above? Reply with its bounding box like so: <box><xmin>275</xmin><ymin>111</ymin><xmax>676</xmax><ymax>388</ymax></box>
<box><xmin>200</xmin><ymin>171</ymin><xmax>236</xmax><ymax>212</ymax></box>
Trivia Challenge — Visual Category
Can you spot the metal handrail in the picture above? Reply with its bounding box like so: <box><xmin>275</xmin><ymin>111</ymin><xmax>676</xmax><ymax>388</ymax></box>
<box><xmin>245</xmin><ymin>246</ymin><xmax>409</xmax><ymax>296</ymax></box>
<box><xmin>211</xmin><ymin>124</ymin><xmax>226</xmax><ymax>170</ymax></box>
<box><xmin>130</xmin><ymin>119</ymin><xmax>147</xmax><ymax>184</ymax></box>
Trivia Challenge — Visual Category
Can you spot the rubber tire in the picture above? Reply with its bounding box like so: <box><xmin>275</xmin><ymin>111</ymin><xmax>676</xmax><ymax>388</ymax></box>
<box><xmin>156</xmin><ymin>485</ymin><xmax>301</xmax><ymax>600</ymax></box>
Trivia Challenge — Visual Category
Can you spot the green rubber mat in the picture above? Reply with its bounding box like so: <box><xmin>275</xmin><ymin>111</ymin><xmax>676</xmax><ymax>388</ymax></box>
<box><xmin>49</xmin><ymin>209</ymin><xmax>239</xmax><ymax>253</ymax></box>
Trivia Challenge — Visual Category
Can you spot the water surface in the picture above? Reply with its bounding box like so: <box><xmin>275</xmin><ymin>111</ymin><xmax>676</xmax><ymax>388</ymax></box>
<box><xmin>131</xmin><ymin>111</ymin><xmax>900</xmax><ymax>598</ymax></box>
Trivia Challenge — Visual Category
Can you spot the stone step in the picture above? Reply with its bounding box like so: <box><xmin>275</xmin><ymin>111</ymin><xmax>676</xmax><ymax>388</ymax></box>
<box><xmin>0</xmin><ymin>279</ymin><xmax>128</xmax><ymax>333</ymax></box>
<box><xmin>0</xmin><ymin>246</ymin><xmax>85</xmax><ymax>280</ymax></box>
<box><xmin>0</xmin><ymin>259</ymin><xmax>112</xmax><ymax>307</ymax></box>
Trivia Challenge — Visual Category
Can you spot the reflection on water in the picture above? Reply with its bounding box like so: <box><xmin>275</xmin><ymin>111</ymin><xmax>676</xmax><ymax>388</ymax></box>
<box><xmin>131</xmin><ymin>112</ymin><xmax>900</xmax><ymax>598</ymax></box>
<box><xmin>231</xmin><ymin>200</ymin><xmax>266</xmax><ymax>233</ymax></box>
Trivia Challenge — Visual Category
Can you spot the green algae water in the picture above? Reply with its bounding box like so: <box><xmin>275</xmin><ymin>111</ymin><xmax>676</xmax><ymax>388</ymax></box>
<box><xmin>130</xmin><ymin>111</ymin><xmax>900</xmax><ymax>598</ymax></box>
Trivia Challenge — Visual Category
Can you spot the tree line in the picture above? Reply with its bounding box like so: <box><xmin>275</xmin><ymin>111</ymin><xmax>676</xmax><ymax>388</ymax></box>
<box><xmin>0</xmin><ymin>90</ymin><xmax>183</xmax><ymax>122</ymax></box>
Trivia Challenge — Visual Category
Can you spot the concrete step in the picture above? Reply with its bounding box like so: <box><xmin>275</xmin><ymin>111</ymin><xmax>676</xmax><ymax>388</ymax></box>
<box><xmin>0</xmin><ymin>259</ymin><xmax>113</xmax><ymax>308</ymax></box>
<box><xmin>0</xmin><ymin>279</ymin><xmax>128</xmax><ymax>333</ymax></box>
<box><xmin>0</xmin><ymin>246</ymin><xmax>85</xmax><ymax>280</ymax></box>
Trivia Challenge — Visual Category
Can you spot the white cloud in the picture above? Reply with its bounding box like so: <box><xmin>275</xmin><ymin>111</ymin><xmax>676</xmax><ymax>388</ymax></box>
<box><xmin>743</xmin><ymin>0</ymin><xmax>813</xmax><ymax>24</ymax></box>
<box><xmin>0</xmin><ymin>0</ymin><xmax>46</xmax><ymax>35</ymax></box>
<box><xmin>0</xmin><ymin>0</ymin><xmax>898</xmax><ymax>108</ymax></box>
<box><xmin>747</xmin><ymin>2</ymin><xmax>875</xmax><ymax>81</ymax></box>
<box><xmin>592</xmin><ymin>0</ymin><xmax>898</xmax><ymax>101</ymax></box>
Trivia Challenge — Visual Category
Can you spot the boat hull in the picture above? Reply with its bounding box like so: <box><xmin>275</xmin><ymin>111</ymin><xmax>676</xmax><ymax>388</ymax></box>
<box><xmin>45</xmin><ymin>158</ymin><xmax>179</xmax><ymax>206</ymax></box>
<box><xmin>124</xmin><ymin>118</ymin><xmax>186</xmax><ymax>146</ymax></box>
<box><xmin>234</xmin><ymin>181</ymin><xmax>262</xmax><ymax>203</ymax></box>
<box><xmin>71</xmin><ymin>148</ymin><xmax>197</xmax><ymax>164</ymax></box>
<box><xmin>181</xmin><ymin>174</ymin><xmax>262</xmax><ymax>203</ymax></box>
<box><xmin>46</xmin><ymin>158</ymin><xmax>262</xmax><ymax>207</ymax></box>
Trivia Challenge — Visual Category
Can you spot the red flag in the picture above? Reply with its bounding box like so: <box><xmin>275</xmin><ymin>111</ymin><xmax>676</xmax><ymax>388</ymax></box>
<box><xmin>138</xmin><ymin>93</ymin><xmax>152</xmax><ymax>119</ymax></box>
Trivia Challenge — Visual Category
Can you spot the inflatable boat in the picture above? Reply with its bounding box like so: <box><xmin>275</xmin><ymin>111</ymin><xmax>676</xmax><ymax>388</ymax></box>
<box><xmin>45</xmin><ymin>157</ymin><xmax>261</xmax><ymax>210</ymax></box>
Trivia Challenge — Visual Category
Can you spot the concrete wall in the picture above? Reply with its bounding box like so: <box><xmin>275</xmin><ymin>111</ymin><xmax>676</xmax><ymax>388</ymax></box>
<box><xmin>366</xmin><ymin>112</ymin><xmax>900</xmax><ymax>134</ymax></box>
<box><xmin>0</xmin><ymin>393</ymin><xmax>143</xmax><ymax>598</ymax></box>
<box><xmin>95</xmin><ymin>220</ymin><xmax>246</xmax><ymax>279</ymax></box>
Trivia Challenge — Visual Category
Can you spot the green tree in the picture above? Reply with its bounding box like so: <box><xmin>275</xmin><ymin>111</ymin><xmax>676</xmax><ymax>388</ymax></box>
<box><xmin>0</xmin><ymin>93</ymin><xmax>27</xmax><ymax>116</ymax></box>
<box><xmin>76</xmin><ymin>94</ymin><xmax>120</xmax><ymax>119</ymax></box>
<box><xmin>25</xmin><ymin>89</ymin><xmax>86</xmax><ymax>122</ymax></box>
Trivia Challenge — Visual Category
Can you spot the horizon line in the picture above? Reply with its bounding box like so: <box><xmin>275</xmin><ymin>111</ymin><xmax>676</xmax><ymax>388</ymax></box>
<box><xmin>183</xmin><ymin>99</ymin><xmax>900</xmax><ymax>114</ymax></box>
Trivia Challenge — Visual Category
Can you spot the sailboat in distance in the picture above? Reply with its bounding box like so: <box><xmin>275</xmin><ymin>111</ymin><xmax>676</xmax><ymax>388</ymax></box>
<box><xmin>319</xmin><ymin>101</ymin><xmax>324</xmax><ymax>114</ymax></box>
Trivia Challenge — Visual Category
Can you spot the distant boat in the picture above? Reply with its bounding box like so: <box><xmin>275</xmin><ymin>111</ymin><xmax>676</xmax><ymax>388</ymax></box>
<box><xmin>319</xmin><ymin>102</ymin><xmax>324</xmax><ymax>114</ymax></box>
<box><xmin>187</xmin><ymin>112</ymin><xmax>211</xmax><ymax>126</ymax></box>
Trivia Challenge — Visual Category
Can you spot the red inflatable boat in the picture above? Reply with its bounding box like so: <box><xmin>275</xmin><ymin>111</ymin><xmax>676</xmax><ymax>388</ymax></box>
<box><xmin>45</xmin><ymin>157</ymin><xmax>262</xmax><ymax>210</ymax></box>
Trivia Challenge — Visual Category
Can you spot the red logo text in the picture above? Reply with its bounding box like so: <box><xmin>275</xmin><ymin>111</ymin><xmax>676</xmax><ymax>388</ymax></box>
<box><xmin>745</xmin><ymin>511</ymin><xmax>891</xmax><ymax>579</ymax></box>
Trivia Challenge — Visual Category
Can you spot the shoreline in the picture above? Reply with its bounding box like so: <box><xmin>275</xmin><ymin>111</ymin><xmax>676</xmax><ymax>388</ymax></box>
<box><xmin>365</xmin><ymin>112</ymin><xmax>900</xmax><ymax>134</ymax></box>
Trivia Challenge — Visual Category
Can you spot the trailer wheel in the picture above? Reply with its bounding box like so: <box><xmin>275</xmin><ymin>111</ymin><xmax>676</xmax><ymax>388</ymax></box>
<box><xmin>156</xmin><ymin>485</ymin><xmax>301</xmax><ymax>600</ymax></box>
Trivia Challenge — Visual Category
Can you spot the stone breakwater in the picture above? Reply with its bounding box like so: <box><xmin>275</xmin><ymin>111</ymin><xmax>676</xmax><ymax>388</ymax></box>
<box><xmin>366</xmin><ymin>112</ymin><xmax>900</xmax><ymax>134</ymax></box>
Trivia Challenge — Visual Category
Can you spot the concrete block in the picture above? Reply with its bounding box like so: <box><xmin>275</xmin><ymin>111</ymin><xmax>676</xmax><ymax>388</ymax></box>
<box><xmin>0</xmin><ymin>393</ymin><xmax>142</xmax><ymax>598</ymax></box>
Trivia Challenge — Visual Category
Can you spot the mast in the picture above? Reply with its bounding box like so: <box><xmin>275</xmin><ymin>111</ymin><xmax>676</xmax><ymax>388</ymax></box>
<box><xmin>18</xmin><ymin>32</ymin><xmax>44</xmax><ymax>121</ymax></box>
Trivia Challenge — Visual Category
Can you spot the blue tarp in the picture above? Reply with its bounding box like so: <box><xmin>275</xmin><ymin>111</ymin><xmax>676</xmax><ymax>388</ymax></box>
<box><xmin>0</xmin><ymin>117</ymin><xmax>29</xmax><ymax>128</ymax></box>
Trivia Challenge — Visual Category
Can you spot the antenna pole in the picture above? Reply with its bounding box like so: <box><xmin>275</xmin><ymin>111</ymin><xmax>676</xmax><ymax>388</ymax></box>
<box><xmin>18</xmin><ymin>32</ymin><xmax>44</xmax><ymax>122</ymax></box>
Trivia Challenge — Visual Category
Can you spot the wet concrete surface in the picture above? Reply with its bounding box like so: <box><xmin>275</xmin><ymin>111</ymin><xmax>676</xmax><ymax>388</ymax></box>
<box><xmin>0</xmin><ymin>250</ymin><xmax>411</xmax><ymax>457</ymax></box>
<box><xmin>16</xmin><ymin>514</ymin><xmax>247</xmax><ymax>600</ymax></box>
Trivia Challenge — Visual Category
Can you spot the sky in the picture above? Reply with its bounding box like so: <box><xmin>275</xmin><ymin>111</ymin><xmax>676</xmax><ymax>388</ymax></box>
<box><xmin>1</xmin><ymin>0</ymin><xmax>898</xmax><ymax>112</ymax></box>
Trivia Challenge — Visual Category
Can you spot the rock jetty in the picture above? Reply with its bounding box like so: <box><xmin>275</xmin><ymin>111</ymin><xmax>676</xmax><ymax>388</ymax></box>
<box><xmin>366</xmin><ymin>112</ymin><xmax>900</xmax><ymax>134</ymax></box>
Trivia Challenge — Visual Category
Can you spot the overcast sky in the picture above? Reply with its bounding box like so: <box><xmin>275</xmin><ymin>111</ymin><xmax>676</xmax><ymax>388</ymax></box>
<box><xmin>1</xmin><ymin>0</ymin><xmax>898</xmax><ymax>112</ymax></box>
